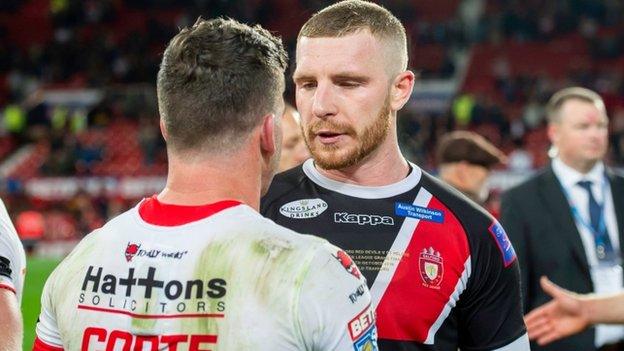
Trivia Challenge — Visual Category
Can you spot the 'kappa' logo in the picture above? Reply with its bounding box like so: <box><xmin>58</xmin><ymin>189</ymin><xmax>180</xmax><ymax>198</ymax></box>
<box><xmin>125</xmin><ymin>243</ymin><xmax>141</xmax><ymax>262</ymax></box>
<box><xmin>334</xmin><ymin>212</ymin><xmax>394</xmax><ymax>226</ymax></box>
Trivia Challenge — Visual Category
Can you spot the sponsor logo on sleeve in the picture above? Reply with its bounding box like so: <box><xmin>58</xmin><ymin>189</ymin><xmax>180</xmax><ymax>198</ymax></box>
<box><xmin>349</xmin><ymin>283</ymin><xmax>367</xmax><ymax>304</ymax></box>
<box><xmin>0</xmin><ymin>256</ymin><xmax>12</xmax><ymax>279</ymax></box>
<box><xmin>124</xmin><ymin>242</ymin><xmax>189</xmax><ymax>262</ymax></box>
<box><xmin>395</xmin><ymin>202</ymin><xmax>444</xmax><ymax>223</ymax></box>
<box><xmin>488</xmin><ymin>221</ymin><xmax>517</xmax><ymax>267</ymax></box>
<box><xmin>334</xmin><ymin>250</ymin><xmax>362</xmax><ymax>280</ymax></box>
<box><xmin>349</xmin><ymin>304</ymin><xmax>378</xmax><ymax>351</ymax></box>
<box><xmin>125</xmin><ymin>243</ymin><xmax>140</xmax><ymax>262</ymax></box>
<box><xmin>419</xmin><ymin>247</ymin><xmax>444</xmax><ymax>288</ymax></box>
<box><xmin>279</xmin><ymin>199</ymin><xmax>328</xmax><ymax>219</ymax></box>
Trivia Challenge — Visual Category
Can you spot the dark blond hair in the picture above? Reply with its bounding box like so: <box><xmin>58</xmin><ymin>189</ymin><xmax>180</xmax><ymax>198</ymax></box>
<box><xmin>546</xmin><ymin>87</ymin><xmax>606</xmax><ymax>123</ymax></box>
<box><xmin>298</xmin><ymin>0</ymin><xmax>408</xmax><ymax>74</ymax></box>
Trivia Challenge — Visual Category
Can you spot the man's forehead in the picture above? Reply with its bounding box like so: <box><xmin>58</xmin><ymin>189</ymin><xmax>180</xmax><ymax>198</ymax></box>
<box><xmin>295</xmin><ymin>32</ymin><xmax>386</xmax><ymax>72</ymax></box>
<box><xmin>560</xmin><ymin>98</ymin><xmax>607</xmax><ymax>122</ymax></box>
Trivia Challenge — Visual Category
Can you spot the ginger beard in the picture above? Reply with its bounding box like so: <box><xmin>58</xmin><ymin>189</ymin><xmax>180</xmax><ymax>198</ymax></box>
<box><xmin>302</xmin><ymin>95</ymin><xmax>391</xmax><ymax>170</ymax></box>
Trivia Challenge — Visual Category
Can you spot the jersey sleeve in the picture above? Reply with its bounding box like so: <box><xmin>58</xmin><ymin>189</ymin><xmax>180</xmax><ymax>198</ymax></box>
<box><xmin>0</xmin><ymin>199</ymin><xmax>26</xmax><ymax>301</ymax></box>
<box><xmin>459</xmin><ymin>219</ymin><xmax>529</xmax><ymax>350</ymax></box>
<box><xmin>34</xmin><ymin>271</ymin><xmax>64</xmax><ymax>350</ymax></box>
<box><xmin>296</xmin><ymin>241</ymin><xmax>378</xmax><ymax>351</ymax></box>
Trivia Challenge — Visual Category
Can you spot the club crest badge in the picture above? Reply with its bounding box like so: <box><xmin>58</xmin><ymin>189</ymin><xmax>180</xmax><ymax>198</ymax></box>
<box><xmin>419</xmin><ymin>247</ymin><xmax>443</xmax><ymax>288</ymax></box>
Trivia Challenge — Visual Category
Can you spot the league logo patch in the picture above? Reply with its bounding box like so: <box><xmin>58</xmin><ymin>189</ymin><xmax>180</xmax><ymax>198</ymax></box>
<box><xmin>419</xmin><ymin>247</ymin><xmax>444</xmax><ymax>288</ymax></box>
<box><xmin>488</xmin><ymin>221</ymin><xmax>517</xmax><ymax>267</ymax></box>
<box><xmin>353</xmin><ymin>325</ymin><xmax>378</xmax><ymax>351</ymax></box>
<box><xmin>334</xmin><ymin>250</ymin><xmax>362</xmax><ymax>280</ymax></box>
<box><xmin>125</xmin><ymin>243</ymin><xmax>141</xmax><ymax>262</ymax></box>
<box><xmin>279</xmin><ymin>198</ymin><xmax>328</xmax><ymax>219</ymax></box>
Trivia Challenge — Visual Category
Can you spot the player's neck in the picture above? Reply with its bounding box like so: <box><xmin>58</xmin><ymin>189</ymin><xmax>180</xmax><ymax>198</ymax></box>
<box><xmin>316</xmin><ymin>138</ymin><xmax>409</xmax><ymax>186</ymax></box>
<box><xmin>159</xmin><ymin>151</ymin><xmax>262</xmax><ymax>210</ymax></box>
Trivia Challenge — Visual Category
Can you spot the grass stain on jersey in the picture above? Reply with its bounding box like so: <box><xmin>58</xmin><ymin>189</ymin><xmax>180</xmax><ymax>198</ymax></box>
<box><xmin>184</xmin><ymin>231</ymin><xmax>321</xmax><ymax>349</ymax></box>
<box><xmin>49</xmin><ymin>232</ymin><xmax>105</xmax><ymax>349</ymax></box>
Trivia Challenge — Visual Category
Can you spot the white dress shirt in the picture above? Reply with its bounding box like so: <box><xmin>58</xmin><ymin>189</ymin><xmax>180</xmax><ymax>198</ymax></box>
<box><xmin>552</xmin><ymin>157</ymin><xmax>624</xmax><ymax>347</ymax></box>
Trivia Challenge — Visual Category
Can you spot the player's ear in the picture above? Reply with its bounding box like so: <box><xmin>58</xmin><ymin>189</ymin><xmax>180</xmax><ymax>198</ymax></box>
<box><xmin>260</xmin><ymin>113</ymin><xmax>278</xmax><ymax>157</ymax></box>
<box><xmin>390</xmin><ymin>70</ymin><xmax>415</xmax><ymax>111</ymax></box>
<box><xmin>159</xmin><ymin>119</ymin><xmax>168</xmax><ymax>141</ymax></box>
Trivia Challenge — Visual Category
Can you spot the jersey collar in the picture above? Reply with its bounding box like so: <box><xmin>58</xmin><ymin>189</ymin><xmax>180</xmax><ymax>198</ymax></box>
<box><xmin>302</xmin><ymin>159</ymin><xmax>422</xmax><ymax>199</ymax></box>
<box><xmin>138</xmin><ymin>195</ymin><xmax>241</xmax><ymax>226</ymax></box>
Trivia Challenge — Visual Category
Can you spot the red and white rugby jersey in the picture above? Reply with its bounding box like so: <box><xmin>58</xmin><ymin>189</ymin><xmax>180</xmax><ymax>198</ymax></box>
<box><xmin>34</xmin><ymin>196</ymin><xmax>377</xmax><ymax>351</ymax></box>
<box><xmin>262</xmin><ymin>160</ymin><xmax>529</xmax><ymax>351</ymax></box>
<box><xmin>0</xmin><ymin>198</ymin><xmax>26</xmax><ymax>302</ymax></box>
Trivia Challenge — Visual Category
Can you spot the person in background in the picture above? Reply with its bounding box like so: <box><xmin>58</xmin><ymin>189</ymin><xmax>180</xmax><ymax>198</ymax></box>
<box><xmin>501</xmin><ymin>86</ymin><xmax>624</xmax><ymax>351</ymax></box>
<box><xmin>278</xmin><ymin>103</ymin><xmax>309</xmax><ymax>172</ymax></box>
<box><xmin>436</xmin><ymin>130</ymin><xmax>507</xmax><ymax>205</ymax></box>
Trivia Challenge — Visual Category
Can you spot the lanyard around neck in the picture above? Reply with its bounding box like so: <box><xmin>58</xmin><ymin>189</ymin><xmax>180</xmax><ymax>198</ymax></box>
<box><xmin>559</xmin><ymin>174</ymin><xmax>609</xmax><ymax>238</ymax></box>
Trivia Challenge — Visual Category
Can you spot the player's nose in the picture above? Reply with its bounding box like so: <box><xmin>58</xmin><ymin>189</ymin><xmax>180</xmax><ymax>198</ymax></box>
<box><xmin>312</xmin><ymin>83</ymin><xmax>337</xmax><ymax>119</ymax></box>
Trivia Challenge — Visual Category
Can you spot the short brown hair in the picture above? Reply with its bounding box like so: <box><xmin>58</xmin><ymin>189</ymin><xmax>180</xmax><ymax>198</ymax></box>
<box><xmin>436</xmin><ymin>131</ymin><xmax>507</xmax><ymax>168</ymax></box>
<box><xmin>157</xmin><ymin>18</ymin><xmax>288</xmax><ymax>153</ymax></box>
<box><xmin>298</xmin><ymin>0</ymin><xmax>407</xmax><ymax>74</ymax></box>
<box><xmin>546</xmin><ymin>87</ymin><xmax>606</xmax><ymax>123</ymax></box>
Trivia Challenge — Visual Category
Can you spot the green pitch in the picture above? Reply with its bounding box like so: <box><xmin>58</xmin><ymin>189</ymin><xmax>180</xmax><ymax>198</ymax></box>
<box><xmin>22</xmin><ymin>256</ymin><xmax>62</xmax><ymax>350</ymax></box>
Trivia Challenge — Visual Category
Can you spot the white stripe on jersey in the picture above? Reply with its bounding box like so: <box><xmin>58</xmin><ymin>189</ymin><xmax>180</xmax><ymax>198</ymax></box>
<box><xmin>302</xmin><ymin>159</ymin><xmax>423</xmax><ymax>199</ymax></box>
<box><xmin>424</xmin><ymin>256</ymin><xmax>472</xmax><ymax>344</ymax></box>
<box><xmin>492</xmin><ymin>333</ymin><xmax>530</xmax><ymax>351</ymax></box>
<box><xmin>369</xmin><ymin>188</ymin><xmax>432</xmax><ymax>306</ymax></box>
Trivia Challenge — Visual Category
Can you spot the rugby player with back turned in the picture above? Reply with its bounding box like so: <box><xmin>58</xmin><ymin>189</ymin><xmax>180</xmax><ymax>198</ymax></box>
<box><xmin>33</xmin><ymin>18</ymin><xmax>377</xmax><ymax>351</ymax></box>
<box><xmin>261</xmin><ymin>1</ymin><xmax>529</xmax><ymax>350</ymax></box>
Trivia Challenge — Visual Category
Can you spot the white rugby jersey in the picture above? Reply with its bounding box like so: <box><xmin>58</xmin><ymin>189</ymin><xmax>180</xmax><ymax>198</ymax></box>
<box><xmin>0</xmin><ymin>198</ymin><xmax>26</xmax><ymax>302</ymax></box>
<box><xmin>35</xmin><ymin>196</ymin><xmax>377</xmax><ymax>351</ymax></box>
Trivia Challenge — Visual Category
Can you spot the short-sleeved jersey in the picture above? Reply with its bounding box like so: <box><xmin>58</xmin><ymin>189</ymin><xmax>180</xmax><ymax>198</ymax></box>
<box><xmin>261</xmin><ymin>160</ymin><xmax>529</xmax><ymax>351</ymax></box>
<box><xmin>0</xmin><ymin>198</ymin><xmax>26</xmax><ymax>302</ymax></box>
<box><xmin>35</xmin><ymin>196</ymin><xmax>378</xmax><ymax>351</ymax></box>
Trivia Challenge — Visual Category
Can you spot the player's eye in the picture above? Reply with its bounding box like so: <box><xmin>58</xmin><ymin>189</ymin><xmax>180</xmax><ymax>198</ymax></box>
<box><xmin>337</xmin><ymin>81</ymin><xmax>360</xmax><ymax>88</ymax></box>
<box><xmin>298</xmin><ymin>81</ymin><xmax>317</xmax><ymax>90</ymax></box>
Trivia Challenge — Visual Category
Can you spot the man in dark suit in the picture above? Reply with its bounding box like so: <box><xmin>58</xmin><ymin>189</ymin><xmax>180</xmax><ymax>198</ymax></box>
<box><xmin>501</xmin><ymin>86</ymin><xmax>624</xmax><ymax>351</ymax></box>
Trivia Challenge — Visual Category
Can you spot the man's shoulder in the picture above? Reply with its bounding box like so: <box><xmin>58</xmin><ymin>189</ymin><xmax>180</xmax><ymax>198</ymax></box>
<box><xmin>420</xmin><ymin>171</ymin><xmax>492</xmax><ymax>223</ymax></box>
<box><xmin>502</xmin><ymin>167</ymin><xmax>552</xmax><ymax>201</ymax></box>
<box><xmin>262</xmin><ymin>165</ymin><xmax>312</xmax><ymax>209</ymax></box>
<box><xmin>608</xmin><ymin>167</ymin><xmax>624</xmax><ymax>183</ymax></box>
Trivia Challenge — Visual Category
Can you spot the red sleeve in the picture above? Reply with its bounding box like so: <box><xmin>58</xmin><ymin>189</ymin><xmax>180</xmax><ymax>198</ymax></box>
<box><xmin>33</xmin><ymin>337</ymin><xmax>64</xmax><ymax>351</ymax></box>
<box><xmin>0</xmin><ymin>283</ymin><xmax>16</xmax><ymax>294</ymax></box>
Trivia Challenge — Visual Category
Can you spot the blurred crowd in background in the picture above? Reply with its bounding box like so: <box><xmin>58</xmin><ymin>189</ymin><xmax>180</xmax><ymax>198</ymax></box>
<box><xmin>2</xmin><ymin>0</ymin><xmax>624</xmax><ymax>246</ymax></box>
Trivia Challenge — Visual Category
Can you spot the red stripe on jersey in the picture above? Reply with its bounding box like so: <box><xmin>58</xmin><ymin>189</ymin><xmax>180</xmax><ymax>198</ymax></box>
<box><xmin>77</xmin><ymin>305</ymin><xmax>225</xmax><ymax>319</ymax></box>
<box><xmin>33</xmin><ymin>337</ymin><xmax>64</xmax><ymax>351</ymax></box>
<box><xmin>0</xmin><ymin>283</ymin><xmax>16</xmax><ymax>294</ymax></box>
<box><xmin>139</xmin><ymin>195</ymin><xmax>241</xmax><ymax>226</ymax></box>
<box><xmin>375</xmin><ymin>196</ymin><xmax>470</xmax><ymax>342</ymax></box>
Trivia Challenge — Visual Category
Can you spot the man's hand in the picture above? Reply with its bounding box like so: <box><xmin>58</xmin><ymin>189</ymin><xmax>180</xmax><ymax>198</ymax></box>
<box><xmin>524</xmin><ymin>276</ymin><xmax>590</xmax><ymax>346</ymax></box>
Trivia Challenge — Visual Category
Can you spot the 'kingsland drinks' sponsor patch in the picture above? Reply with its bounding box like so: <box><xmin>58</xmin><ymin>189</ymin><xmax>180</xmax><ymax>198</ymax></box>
<box><xmin>279</xmin><ymin>198</ymin><xmax>328</xmax><ymax>219</ymax></box>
